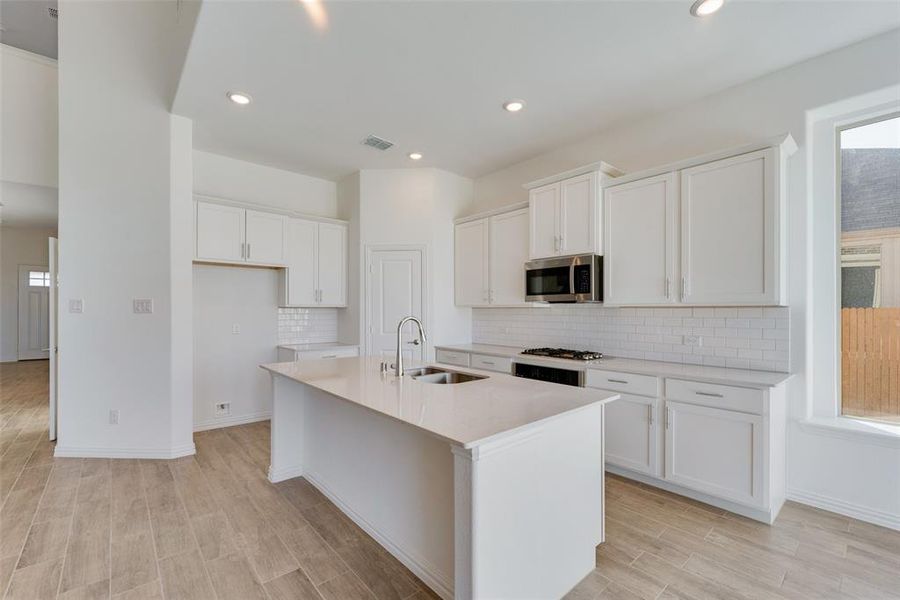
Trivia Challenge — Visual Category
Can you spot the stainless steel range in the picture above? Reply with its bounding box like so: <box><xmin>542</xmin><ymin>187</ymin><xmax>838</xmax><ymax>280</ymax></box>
<box><xmin>521</xmin><ymin>347</ymin><xmax>603</xmax><ymax>361</ymax></box>
<box><xmin>513</xmin><ymin>347</ymin><xmax>603</xmax><ymax>387</ymax></box>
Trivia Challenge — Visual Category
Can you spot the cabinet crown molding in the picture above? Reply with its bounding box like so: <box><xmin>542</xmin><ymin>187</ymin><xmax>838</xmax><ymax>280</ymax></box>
<box><xmin>523</xmin><ymin>161</ymin><xmax>624</xmax><ymax>190</ymax></box>
<box><xmin>193</xmin><ymin>194</ymin><xmax>349</xmax><ymax>226</ymax></box>
<box><xmin>454</xmin><ymin>201</ymin><xmax>529</xmax><ymax>225</ymax></box>
<box><xmin>604</xmin><ymin>133</ymin><xmax>797</xmax><ymax>189</ymax></box>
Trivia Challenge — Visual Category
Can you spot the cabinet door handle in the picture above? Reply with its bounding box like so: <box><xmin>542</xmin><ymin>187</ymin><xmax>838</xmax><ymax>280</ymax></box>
<box><xmin>666</xmin><ymin>408</ymin><xmax>671</xmax><ymax>429</ymax></box>
<box><xmin>247</xmin><ymin>243</ymin><xmax>251</xmax><ymax>259</ymax></box>
<box><xmin>240</xmin><ymin>243</ymin><xmax>245</xmax><ymax>259</ymax></box>
<box><xmin>559</xmin><ymin>236</ymin><xmax>565</xmax><ymax>252</ymax></box>
<box><xmin>607</xmin><ymin>378</ymin><xmax>629</xmax><ymax>384</ymax></box>
<box><xmin>665</xmin><ymin>277</ymin><xmax>671</xmax><ymax>299</ymax></box>
<box><xmin>554</xmin><ymin>236</ymin><xmax>559</xmax><ymax>252</ymax></box>
<box><xmin>648</xmin><ymin>405</ymin><xmax>653</xmax><ymax>426</ymax></box>
<box><xmin>695</xmin><ymin>391</ymin><xmax>724</xmax><ymax>398</ymax></box>
<box><xmin>682</xmin><ymin>276</ymin><xmax>688</xmax><ymax>298</ymax></box>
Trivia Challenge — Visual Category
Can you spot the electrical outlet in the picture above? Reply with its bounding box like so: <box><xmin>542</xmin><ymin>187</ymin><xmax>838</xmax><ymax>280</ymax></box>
<box><xmin>683</xmin><ymin>335</ymin><xmax>703</xmax><ymax>347</ymax></box>
<box><xmin>69</xmin><ymin>299</ymin><xmax>84</xmax><ymax>313</ymax></box>
<box><xmin>109</xmin><ymin>409</ymin><xmax>119</xmax><ymax>425</ymax></box>
<box><xmin>215</xmin><ymin>402</ymin><xmax>231</xmax><ymax>417</ymax></box>
<box><xmin>231</xmin><ymin>324</ymin><xmax>241</xmax><ymax>335</ymax></box>
<box><xmin>133</xmin><ymin>298</ymin><xmax>154</xmax><ymax>314</ymax></box>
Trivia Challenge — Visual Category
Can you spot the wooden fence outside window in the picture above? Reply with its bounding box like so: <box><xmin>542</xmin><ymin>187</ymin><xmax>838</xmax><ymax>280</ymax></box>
<box><xmin>841</xmin><ymin>307</ymin><xmax>900</xmax><ymax>423</ymax></box>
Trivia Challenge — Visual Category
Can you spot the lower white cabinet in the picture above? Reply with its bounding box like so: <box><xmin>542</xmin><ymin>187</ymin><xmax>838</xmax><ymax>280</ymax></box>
<box><xmin>277</xmin><ymin>346</ymin><xmax>359</xmax><ymax>362</ymax></box>
<box><xmin>470</xmin><ymin>353</ymin><xmax>512</xmax><ymax>373</ymax></box>
<box><xmin>664</xmin><ymin>400</ymin><xmax>764</xmax><ymax>507</ymax></box>
<box><xmin>604</xmin><ymin>393</ymin><xmax>659</xmax><ymax>476</ymax></box>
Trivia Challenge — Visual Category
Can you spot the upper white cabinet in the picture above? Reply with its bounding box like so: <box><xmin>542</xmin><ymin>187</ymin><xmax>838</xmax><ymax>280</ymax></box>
<box><xmin>529</xmin><ymin>172</ymin><xmax>600</xmax><ymax>258</ymax></box>
<box><xmin>602</xmin><ymin>135</ymin><xmax>795</xmax><ymax>306</ymax></box>
<box><xmin>284</xmin><ymin>218</ymin><xmax>347</xmax><ymax>307</ymax></box>
<box><xmin>524</xmin><ymin>163</ymin><xmax>622</xmax><ymax>260</ymax></box>
<box><xmin>195</xmin><ymin>202</ymin><xmax>246</xmax><ymax>263</ymax></box>
<box><xmin>454</xmin><ymin>206</ymin><xmax>529</xmax><ymax>307</ymax></box>
<box><xmin>455</xmin><ymin>219</ymin><xmax>489</xmax><ymax>306</ymax></box>
<box><xmin>604</xmin><ymin>173</ymin><xmax>678</xmax><ymax>305</ymax></box>
<box><xmin>681</xmin><ymin>148</ymin><xmax>779</xmax><ymax>305</ymax></box>
<box><xmin>245</xmin><ymin>209</ymin><xmax>288</xmax><ymax>264</ymax></box>
<box><xmin>195</xmin><ymin>201</ymin><xmax>286</xmax><ymax>265</ymax></box>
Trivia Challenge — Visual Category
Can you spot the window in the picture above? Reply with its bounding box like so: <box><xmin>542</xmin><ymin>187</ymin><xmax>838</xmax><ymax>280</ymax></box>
<box><xmin>28</xmin><ymin>271</ymin><xmax>50</xmax><ymax>287</ymax></box>
<box><xmin>839</xmin><ymin>114</ymin><xmax>900</xmax><ymax>424</ymax></box>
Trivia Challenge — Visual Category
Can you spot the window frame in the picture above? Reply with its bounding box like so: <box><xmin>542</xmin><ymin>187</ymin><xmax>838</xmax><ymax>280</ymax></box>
<box><xmin>834</xmin><ymin>108</ymin><xmax>900</xmax><ymax>424</ymax></box>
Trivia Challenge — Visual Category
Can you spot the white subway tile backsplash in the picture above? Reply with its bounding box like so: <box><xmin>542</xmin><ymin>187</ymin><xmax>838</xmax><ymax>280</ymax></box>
<box><xmin>277</xmin><ymin>308</ymin><xmax>339</xmax><ymax>344</ymax></box>
<box><xmin>472</xmin><ymin>305</ymin><xmax>790</xmax><ymax>372</ymax></box>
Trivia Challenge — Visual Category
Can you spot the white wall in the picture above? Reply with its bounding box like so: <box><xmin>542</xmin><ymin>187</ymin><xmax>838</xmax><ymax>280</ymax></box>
<box><xmin>471</xmin><ymin>29</ymin><xmax>900</xmax><ymax>528</ymax></box>
<box><xmin>193</xmin><ymin>150</ymin><xmax>338</xmax><ymax>218</ymax></box>
<box><xmin>193</xmin><ymin>265</ymin><xmax>277</xmax><ymax>430</ymax></box>
<box><xmin>56</xmin><ymin>0</ymin><xmax>198</xmax><ymax>458</ymax></box>
<box><xmin>0</xmin><ymin>44</ymin><xmax>58</xmax><ymax>188</ymax></box>
<box><xmin>347</xmin><ymin>168</ymin><xmax>473</xmax><ymax>355</ymax></box>
<box><xmin>0</xmin><ymin>226</ymin><xmax>57</xmax><ymax>362</ymax></box>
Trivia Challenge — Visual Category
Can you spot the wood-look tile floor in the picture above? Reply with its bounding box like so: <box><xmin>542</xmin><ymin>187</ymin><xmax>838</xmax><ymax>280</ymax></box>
<box><xmin>2</xmin><ymin>361</ymin><xmax>899</xmax><ymax>600</ymax></box>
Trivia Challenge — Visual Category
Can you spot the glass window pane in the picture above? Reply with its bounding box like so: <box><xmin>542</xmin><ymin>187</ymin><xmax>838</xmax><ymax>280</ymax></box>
<box><xmin>839</xmin><ymin>114</ymin><xmax>900</xmax><ymax>424</ymax></box>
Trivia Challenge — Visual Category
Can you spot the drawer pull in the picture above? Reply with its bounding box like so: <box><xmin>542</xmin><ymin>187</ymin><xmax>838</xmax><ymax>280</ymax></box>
<box><xmin>482</xmin><ymin>360</ymin><xmax>495</xmax><ymax>365</ymax></box>
<box><xmin>695</xmin><ymin>391</ymin><xmax>724</xmax><ymax>398</ymax></box>
<box><xmin>321</xmin><ymin>355</ymin><xmax>337</xmax><ymax>359</ymax></box>
<box><xmin>607</xmin><ymin>378</ymin><xmax>629</xmax><ymax>384</ymax></box>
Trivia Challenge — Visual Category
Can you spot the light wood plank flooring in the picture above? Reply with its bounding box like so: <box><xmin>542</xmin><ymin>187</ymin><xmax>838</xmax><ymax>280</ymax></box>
<box><xmin>2</xmin><ymin>360</ymin><xmax>899</xmax><ymax>600</ymax></box>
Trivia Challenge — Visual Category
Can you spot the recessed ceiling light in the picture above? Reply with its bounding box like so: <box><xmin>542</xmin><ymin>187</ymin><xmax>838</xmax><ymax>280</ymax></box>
<box><xmin>227</xmin><ymin>91</ymin><xmax>253</xmax><ymax>105</ymax></box>
<box><xmin>690</xmin><ymin>0</ymin><xmax>724</xmax><ymax>17</ymax></box>
<box><xmin>503</xmin><ymin>100</ymin><xmax>526</xmax><ymax>113</ymax></box>
<box><xmin>408</xmin><ymin>152</ymin><xmax>423</xmax><ymax>160</ymax></box>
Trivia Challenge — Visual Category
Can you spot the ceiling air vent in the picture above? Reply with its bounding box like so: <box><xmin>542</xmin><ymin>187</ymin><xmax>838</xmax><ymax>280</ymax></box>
<box><xmin>48</xmin><ymin>7</ymin><xmax>59</xmax><ymax>19</ymax></box>
<box><xmin>362</xmin><ymin>135</ymin><xmax>394</xmax><ymax>151</ymax></box>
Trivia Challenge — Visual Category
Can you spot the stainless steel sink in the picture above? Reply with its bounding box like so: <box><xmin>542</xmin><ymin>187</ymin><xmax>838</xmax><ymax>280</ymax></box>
<box><xmin>404</xmin><ymin>366</ymin><xmax>487</xmax><ymax>384</ymax></box>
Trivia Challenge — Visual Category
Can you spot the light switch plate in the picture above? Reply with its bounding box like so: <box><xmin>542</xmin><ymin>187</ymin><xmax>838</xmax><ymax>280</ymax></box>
<box><xmin>133</xmin><ymin>299</ymin><xmax>153</xmax><ymax>314</ymax></box>
<box><xmin>231</xmin><ymin>324</ymin><xmax>241</xmax><ymax>335</ymax></box>
<box><xmin>683</xmin><ymin>335</ymin><xmax>703</xmax><ymax>347</ymax></box>
<box><xmin>68</xmin><ymin>299</ymin><xmax>84</xmax><ymax>313</ymax></box>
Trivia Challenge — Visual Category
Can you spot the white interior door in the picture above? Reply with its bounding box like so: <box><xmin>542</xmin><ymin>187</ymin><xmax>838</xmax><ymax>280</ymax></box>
<box><xmin>18</xmin><ymin>265</ymin><xmax>50</xmax><ymax>361</ymax></box>
<box><xmin>48</xmin><ymin>238</ymin><xmax>58</xmax><ymax>440</ymax></box>
<box><xmin>366</xmin><ymin>248</ymin><xmax>424</xmax><ymax>364</ymax></box>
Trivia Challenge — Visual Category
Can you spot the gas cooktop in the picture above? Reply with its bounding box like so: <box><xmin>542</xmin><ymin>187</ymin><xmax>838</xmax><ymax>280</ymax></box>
<box><xmin>521</xmin><ymin>348</ymin><xmax>603</xmax><ymax>361</ymax></box>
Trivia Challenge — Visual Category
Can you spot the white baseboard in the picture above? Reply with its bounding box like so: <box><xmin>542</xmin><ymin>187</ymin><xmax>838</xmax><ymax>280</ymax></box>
<box><xmin>193</xmin><ymin>412</ymin><xmax>270</xmax><ymax>432</ymax></box>
<box><xmin>267</xmin><ymin>463</ymin><xmax>304</xmax><ymax>483</ymax></box>
<box><xmin>303</xmin><ymin>470</ymin><xmax>454</xmax><ymax>600</ymax></box>
<box><xmin>54</xmin><ymin>442</ymin><xmax>196</xmax><ymax>459</ymax></box>
<box><xmin>787</xmin><ymin>488</ymin><xmax>900</xmax><ymax>532</ymax></box>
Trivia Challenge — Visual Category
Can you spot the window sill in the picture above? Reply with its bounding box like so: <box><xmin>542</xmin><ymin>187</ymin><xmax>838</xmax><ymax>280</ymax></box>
<box><xmin>799</xmin><ymin>416</ymin><xmax>900</xmax><ymax>449</ymax></box>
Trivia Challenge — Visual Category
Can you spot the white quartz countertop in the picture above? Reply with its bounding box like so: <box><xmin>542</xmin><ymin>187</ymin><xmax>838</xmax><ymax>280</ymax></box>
<box><xmin>436</xmin><ymin>344</ymin><xmax>792</xmax><ymax>388</ymax></box>
<box><xmin>278</xmin><ymin>342</ymin><xmax>359</xmax><ymax>352</ymax></box>
<box><xmin>261</xmin><ymin>356</ymin><xmax>618</xmax><ymax>449</ymax></box>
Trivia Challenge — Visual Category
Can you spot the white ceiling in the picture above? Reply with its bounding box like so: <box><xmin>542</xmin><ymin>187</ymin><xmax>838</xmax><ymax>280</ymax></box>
<box><xmin>0</xmin><ymin>0</ymin><xmax>58</xmax><ymax>59</ymax></box>
<box><xmin>175</xmin><ymin>1</ymin><xmax>900</xmax><ymax>181</ymax></box>
<box><xmin>1</xmin><ymin>182</ymin><xmax>58</xmax><ymax>228</ymax></box>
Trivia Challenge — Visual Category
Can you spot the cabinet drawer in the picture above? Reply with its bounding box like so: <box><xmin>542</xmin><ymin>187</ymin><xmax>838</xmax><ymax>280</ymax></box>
<box><xmin>297</xmin><ymin>347</ymin><xmax>359</xmax><ymax>361</ymax></box>
<box><xmin>585</xmin><ymin>369</ymin><xmax>660</xmax><ymax>397</ymax></box>
<box><xmin>436</xmin><ymin>349</ymin><xmax>470</xmax><ymax>367</ymax></box>
<box><xmin>470</xmin><ymin>354</ymin><xmax>512</xmax><ymax>373</ymax></box>
<box><xmin>665</xmin><ymin>379</ymin><xmax>764</xmax><ymax>414</ymax></box>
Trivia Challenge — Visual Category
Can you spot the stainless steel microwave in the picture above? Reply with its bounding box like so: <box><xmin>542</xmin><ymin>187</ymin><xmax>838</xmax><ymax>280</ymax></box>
<box><xmin>524</xmin><ymin>254</ymin><xmax>603</xmax><ymax>303</ymax></box>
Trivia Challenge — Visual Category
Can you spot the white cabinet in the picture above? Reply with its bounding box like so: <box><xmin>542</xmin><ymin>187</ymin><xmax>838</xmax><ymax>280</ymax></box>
<box><xmin>284</xmin><ymin>219</ymin><xmax>347</xmax><ymax>307</ymax></box>
<box><xmin>277</xmin><ymin>345</ymin><xmax>359</xmax><ymax>362</ymax></box>
<box><xmin>454</xmin><ymin>207</ymin><xmax>529</xmax><ymax>307</ymax></box>
<box><xmin>681</xmin><ymin>148</ymin><xmax>780</xmax><ymax>305</ymax></box>
<box><xmin>195</xmin><ymin>202</ymin><xmax>246</xmax><ymax>262</ymax></box>
<box><xmin>195</xmin><ymin>201</ymin><xmax>286</xmax><ymax>266</ymax></box>
<box><xmin>603</xmin><ymin>173</ymin><xmax>678</xmax><ymax>305</ymax></box>
<box><xmin>245</xmin><ymin>209</ymin><xmax>287</xmax><ymax>264</ymax></box>
<box><xmin>528</xmin><ymin>172</ymin><xmax>600</xmax><ymax>259</ymax></box>
<box><xmin>601</xmin><ymin>136</ymin><xmax>793</xmax><ymax>306</ymax></box>
<box><xmin>664</xmin><ymin>400</ymin><xmax>764</xmax><ymax>507</ymax></box>
<box><xmin>489</xmin><ymin>208</ymin><xmax>529</xmax><ymax>305</ymax></box>
<box><xmin>604</xmin><ymin>393</ymin><xmax>660</xmax><ymax>477</ymax></box>
<box><xmin>454</xmin><ymin>219</ymin><xmax>489</xmax><ymax>306</ymax></box>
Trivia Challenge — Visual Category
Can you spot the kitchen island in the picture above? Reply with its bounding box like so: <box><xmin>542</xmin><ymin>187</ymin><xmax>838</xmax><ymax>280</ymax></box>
<box><xmin>261</xmin><ymin>356</ymin><xmax>619</xmax><ymax>600</ymax></box>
